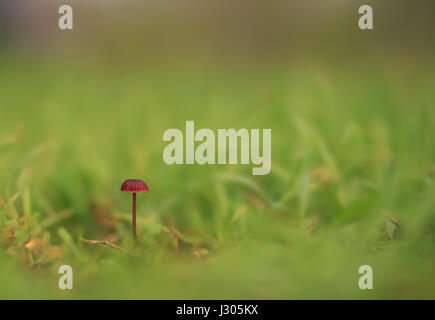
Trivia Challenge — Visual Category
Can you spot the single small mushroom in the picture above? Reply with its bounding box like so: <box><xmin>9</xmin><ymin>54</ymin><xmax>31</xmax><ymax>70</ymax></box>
<box><xmin>121</xmin><ymin>179</ymin><xmax>149</xmax><ymax>245</ymax></box>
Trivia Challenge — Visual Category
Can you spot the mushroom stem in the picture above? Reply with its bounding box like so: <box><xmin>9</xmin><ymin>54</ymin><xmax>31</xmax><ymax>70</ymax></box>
<box><xmin>132</xmin><ymin>192</ymin><xmax>137</xmax><ymax>245</ymax></box>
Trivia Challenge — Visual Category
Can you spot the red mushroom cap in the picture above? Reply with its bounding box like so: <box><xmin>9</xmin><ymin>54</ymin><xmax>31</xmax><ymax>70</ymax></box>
<box><xmin>121</xmin><ymin>179</ymin><xmax>149</xmax><ymax>193</ymax></box>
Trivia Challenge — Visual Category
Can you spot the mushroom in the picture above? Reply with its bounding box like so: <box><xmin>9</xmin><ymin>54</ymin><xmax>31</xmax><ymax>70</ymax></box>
<box><xmin>121</xmin><ymin>179</ymin><xmax>149</xmax><ymax>245</ymax></box>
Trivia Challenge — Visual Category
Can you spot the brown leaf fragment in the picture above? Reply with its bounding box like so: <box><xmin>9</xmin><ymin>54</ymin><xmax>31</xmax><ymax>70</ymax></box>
<box><xmin>24</xmin><ymin>237</ymin><xmax>63</xmax><ymax>264</ymax></box>
<box><xmin>93</xmin><ymin>206</ymin><xmax>117</xmax><ymax>229</ymax></box>
<box><xmin>1</xmin><ymin>226</ymin><xmax>16</xmax><ymax>244</ymax></box>
<box><xmin>43</xmin><ymin>245</ymin><xmax>63</xmax><ymax>261</ymax></box>
<box><xmin>6</xmin><ymin>247</ymin><xmax>15</xmax><ymax>255</ymax></box>
<box><xmin>24</xmin><ymin>238</ymin><xmax>40</xmax><ymax>250</ymax></box>
<box><xmin>192</xmin><ymin>248</ymin><xmax>209</xmax><ymax>259</ymax></box>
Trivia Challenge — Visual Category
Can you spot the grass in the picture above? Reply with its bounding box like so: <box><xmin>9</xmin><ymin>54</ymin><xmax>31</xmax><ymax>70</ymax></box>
<box><xmin>0</xmin><ymin>54</ymin><xmax>434</xmax><ymax>299</ymax></box>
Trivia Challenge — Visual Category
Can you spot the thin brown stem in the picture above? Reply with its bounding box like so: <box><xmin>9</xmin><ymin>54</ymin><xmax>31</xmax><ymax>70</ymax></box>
<box><xmin>132</xmin><ymin>192</ymin><xmax>137</xmax><ymax>245</ymax></box>
<box><xmin>80</xmin><ymin>237</ymin><xmax>124</xmax><ymax>252</ymax></box>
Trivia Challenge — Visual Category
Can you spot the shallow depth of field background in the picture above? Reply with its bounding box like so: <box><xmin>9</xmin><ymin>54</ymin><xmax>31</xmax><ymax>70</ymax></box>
<box><xmin>0</xmin><ymin>0</ymin><xmax>435</xmax><ymax>299</ymax></box>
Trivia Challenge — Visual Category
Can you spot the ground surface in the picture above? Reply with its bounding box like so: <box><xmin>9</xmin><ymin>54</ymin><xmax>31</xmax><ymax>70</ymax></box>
<box><xmin>0</xmin><ymin>54</ymin><xmax>434</xmax><ymax>299</ymax></box>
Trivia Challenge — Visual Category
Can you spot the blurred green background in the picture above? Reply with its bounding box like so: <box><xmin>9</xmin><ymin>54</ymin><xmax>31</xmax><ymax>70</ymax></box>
<box><xmin>0</xmin><ymin>0</ymin><xmax>434</xmax><ymax>299</ymax></box>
